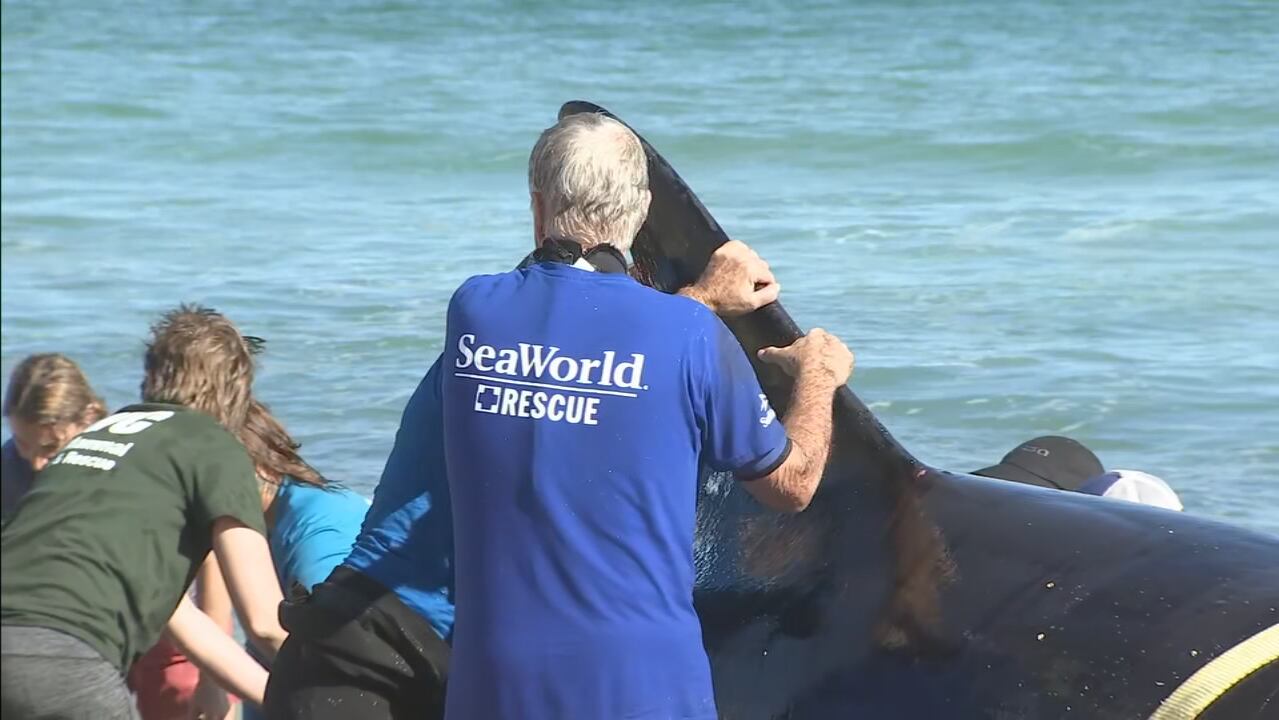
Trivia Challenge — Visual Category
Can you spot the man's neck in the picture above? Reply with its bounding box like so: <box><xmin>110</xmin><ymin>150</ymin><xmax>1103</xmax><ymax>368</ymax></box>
<box><xmin>535</xmin><ymin>236</ymin><xmax>628</xmax><ymax>275</ymax></box>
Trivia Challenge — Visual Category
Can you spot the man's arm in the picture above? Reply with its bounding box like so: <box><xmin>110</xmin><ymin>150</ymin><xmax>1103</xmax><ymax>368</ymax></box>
<box><xmin>679</xmin><ymin>240</ymin><xmax>852</xmax><ymax>511</ymax></box>
<box><xmin>748</xmin><ymin>329</ymin><xmax>854</xmax><ymax>512</ymax></box>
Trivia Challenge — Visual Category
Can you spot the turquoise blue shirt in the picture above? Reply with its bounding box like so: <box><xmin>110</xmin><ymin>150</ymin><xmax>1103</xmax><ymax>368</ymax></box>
<box><xmin>243</xmin><ymin>479</ymin><xmax>369</xmax><ymax>720</ymax></box>
<box><xmin>267</xmin><ymin>480</ymin><xmax>369</xmax><ymax>592</ymax></box>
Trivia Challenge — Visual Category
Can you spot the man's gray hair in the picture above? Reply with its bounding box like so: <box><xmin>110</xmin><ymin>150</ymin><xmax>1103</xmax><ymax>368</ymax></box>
<box><xmin>528</xmin><ymin>113</ymin><xmax>651</xmax><ymax>253</ymax></box>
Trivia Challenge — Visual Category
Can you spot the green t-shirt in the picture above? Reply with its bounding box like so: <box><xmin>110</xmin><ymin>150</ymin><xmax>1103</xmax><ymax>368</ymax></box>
<box><xmin>1</xmin><ymin>403</ymin><xmax>265</xmax><ymax>671</ymax></box>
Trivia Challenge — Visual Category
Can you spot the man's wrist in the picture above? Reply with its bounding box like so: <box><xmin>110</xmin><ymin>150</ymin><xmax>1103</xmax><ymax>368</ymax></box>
<box><xmin>796</xmin><ymin>363</ymin><xmax>844</xmax><ymax>389</ymax></box>
<box><xmin>677</xmin><ymin>284</ymin><xmax>712</xmax><ymax>311</ymax></box>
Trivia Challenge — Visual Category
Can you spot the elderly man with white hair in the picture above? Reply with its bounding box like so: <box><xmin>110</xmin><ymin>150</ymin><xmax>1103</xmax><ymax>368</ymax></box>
<box><xmin>438</xmin><ymin>113</ymin><xmax>854</xmax><ymax>720</ymax></box>
<box><xmin>263</xmin><ymin>112</ymin><xmax>854</xmax><ymax>720</ymax></box>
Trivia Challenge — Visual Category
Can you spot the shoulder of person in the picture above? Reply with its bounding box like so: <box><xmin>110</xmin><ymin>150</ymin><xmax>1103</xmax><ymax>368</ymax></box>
<box><xmin>604</xmin><ymin>282</ymin><xmax>725</xmax><ymax>344</ymax></box>
<box><xmin>281</xmin><ymin>477</ymin><xmax>341</xmax><ymax>498</ymax></box>
<box><xmin>275</xmin><ymin>480</ymin><xmax>369</xmax><ymax>534</ymax></box>
<box><xmin>450</xmin><ymin>269</ymin><xmax>520</xmax><ymax>301</ymax></box>
<box><xmin>118</xmin><ymin>404</ymin><xmax>251</xmax><ymax>465</ymax></box>
<box><xmin>281</xmin><ymin>478</ymin><xmax>369</xmax><ymax>509</ymax></box>
<box><xmin>2</xmin><ymin>437</ymin><xmax>25</xmax><ymax>466</ymax></box>
<box><xmin>615</xmin><ymin>281</ymin><xmax>714</xmax><ymax>317</ymax></box>
<box><xmin>167</xmin><ymin>406</ymin><xmax>241</xmax><ymax>441</ymax></box>
<box><xmin>1</xmin><ymin>437</ymin><xmax>30</xmax><ymax>480</ymax></box>
<box><xmin>1</xmin><ymin>437</ymin><xmax>18</xmax><ymax>462</ymax></box>
<box><xmin>662</xmin><ymin>291</ymin><xmax>730</xmax><ymax>339</ymax></box>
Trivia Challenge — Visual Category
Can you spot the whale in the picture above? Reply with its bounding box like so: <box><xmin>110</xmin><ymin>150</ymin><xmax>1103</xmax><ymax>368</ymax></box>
<box><xmin>558</xmin><ymin>101</ymin><xmax>1279</xmax><ymax>720</ymax></box>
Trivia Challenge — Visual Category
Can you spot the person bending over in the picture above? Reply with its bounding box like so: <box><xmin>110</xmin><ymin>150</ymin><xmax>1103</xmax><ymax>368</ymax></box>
<box><xmin>263</xmin><ymin>121</ymin><xmax>818</xmax><ymax>720</ymax></box>
<box><xmin>1</xmin><ymin>305</ymin><xmax>287</xmax><ymax>719</ymax></box>
<box><xmin>229</xmin><ymin>397</ymin><xmax>369</xmax><ymax>720</ymax></box>
<box><xmin>173</xmin><ymin>395</ymin><xmax>371</xmax><ymax>720</ymax></box>
<box><xmin>2</xmin><ymin>353</ymin><xmax>107</xmax><ymax>522</ymax></box>
<box><xmin>438</xmin><ymin>112</ymin><xmax>854</xmax><ymax>720</ymax></box>
<box><xmin>1</xmin><ymin>353</ymin><xmax>242</xmax><ymax>720</ymax></box>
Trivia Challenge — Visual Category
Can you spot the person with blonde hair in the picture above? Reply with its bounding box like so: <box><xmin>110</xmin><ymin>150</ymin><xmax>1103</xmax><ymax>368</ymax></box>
<box><xmin>2</xmin><ymin>304</ymin><xmax>287</xmax><ymax>720</ymax></box>
<box><xmin>2</xmin><ymin>353</ymin><xmax>108</xmax><ymax>522</ymax></box>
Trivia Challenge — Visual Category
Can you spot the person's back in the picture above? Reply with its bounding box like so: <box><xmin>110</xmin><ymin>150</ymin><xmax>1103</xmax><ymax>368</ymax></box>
<box><xmin>443</xmin><ymin>262</ymin><xmax>759</xmax><ymax>718</ymax></box>
<box><xmin>267</xmin><ymin>480</ymin><xmax>369</xmax><ymax>592</ymax></box>
<box><xmin>2</xmin><ymin>405</ymin><xmax>255</xmax><ymax>670</ymax></box>
<box><xmin>438</xmin><ymin>111</ymin><xmax>854</xmax><ymax>720</ymax></box>
<box><xmin>265</xmin><ymin>110</ymin><xmax>854</xmax><ymax>720</ymax></box>
<box><xmin>237</xmin><ymin>397</ymin><xmax>371</xmax><ymax>720</ymax></box>
<box><xmin>2</xmin><ymin>306</ymin><xmax>291</xmax><ymax>720</ymax></box>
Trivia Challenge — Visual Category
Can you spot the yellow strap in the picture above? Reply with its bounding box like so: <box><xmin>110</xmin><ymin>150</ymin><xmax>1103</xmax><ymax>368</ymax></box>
<box><xmin>1149</xmin><ymin>622</ymin><xmax>1279</xmax><ymax>720</ymax></box>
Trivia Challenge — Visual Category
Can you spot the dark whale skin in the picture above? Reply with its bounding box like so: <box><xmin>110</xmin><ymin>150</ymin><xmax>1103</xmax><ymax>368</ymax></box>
<box><xmin>557</xmin><ymin>100</ymin><xmax>1279</xmax><ymax>720</ymax></box>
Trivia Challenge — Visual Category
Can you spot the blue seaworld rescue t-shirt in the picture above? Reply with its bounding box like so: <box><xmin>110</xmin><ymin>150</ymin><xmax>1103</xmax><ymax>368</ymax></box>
<box><xmin>242</xmin><ymin>479</ymin><xmax>369</xmax><ymax>720</ymax></box>
<box><xmin>342</xmin><ymin>360</ymin><xmax>456</xmax><ymax>639</ymax></box>
<box><xmin>441</xmin><ymin>260</ymin><xmax>790</xmax><ymax>720</ymax></box>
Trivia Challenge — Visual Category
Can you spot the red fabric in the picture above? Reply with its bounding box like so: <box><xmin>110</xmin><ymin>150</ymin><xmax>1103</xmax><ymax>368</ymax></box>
<box><xmin>127</xmin><ymin>639</ymin><xmax>201</xmax><ymax>720</ymax></box>
<box><xmin>127</xmin><ymin>638</ymin><xmax>240</xmax><ymax>720</ymax></box>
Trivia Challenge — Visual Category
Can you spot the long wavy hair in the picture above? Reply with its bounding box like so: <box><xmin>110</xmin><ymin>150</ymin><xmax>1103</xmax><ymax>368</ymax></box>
<box><xmin>240</xmin><ymin>397</ymin><xmax>325</xmax><ymax>488</ymax></box>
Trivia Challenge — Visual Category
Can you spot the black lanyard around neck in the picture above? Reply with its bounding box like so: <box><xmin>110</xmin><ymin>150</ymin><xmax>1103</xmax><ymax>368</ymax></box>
<box><xmin>530</xmin><ymin>236</ymin><xmax>629</xmax><ymax>275</ymax></box>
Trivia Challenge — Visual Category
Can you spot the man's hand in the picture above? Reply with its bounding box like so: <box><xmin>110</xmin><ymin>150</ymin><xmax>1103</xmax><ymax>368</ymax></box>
<box><xmin>745</xmin><ymin>328</ymin><xmax>855</xmax><ymax>513</ymax></box>
<box><xmin>679</xmin><ymin>240</ymin><xmax>780</xmax><ymax>317</ymax></box>
<box><xmin>758</xmin><ymin>329</ymin><xmax>854</xmax><ymax>387</ymax></box>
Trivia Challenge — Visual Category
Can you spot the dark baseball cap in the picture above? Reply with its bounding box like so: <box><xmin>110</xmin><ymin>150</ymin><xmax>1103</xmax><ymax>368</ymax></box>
<box><xmin>973</xmin><ymin>436</ymin><xmax>1105</xmax><ymax>491</ymax></box>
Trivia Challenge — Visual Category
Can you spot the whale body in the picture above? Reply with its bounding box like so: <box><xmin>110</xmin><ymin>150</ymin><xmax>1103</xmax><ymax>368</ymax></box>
<box><xmin>557</xmin><ymin>101</ymin><xmax>1279</xmax><ymax>720</ymax></box>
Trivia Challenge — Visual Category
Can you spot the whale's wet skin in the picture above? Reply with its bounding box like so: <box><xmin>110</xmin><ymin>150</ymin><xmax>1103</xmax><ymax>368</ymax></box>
<box><xmin>558</xmin><ymin>101</ymin><xmax>1279</xmax><ymax>720</ymax></box>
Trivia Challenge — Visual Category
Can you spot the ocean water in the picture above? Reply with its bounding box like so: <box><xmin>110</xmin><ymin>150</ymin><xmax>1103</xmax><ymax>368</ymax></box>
<box><xmin>2</xmin><ymin>0</ymin><xmax>1276</xmax><ymax>535</ymax></box>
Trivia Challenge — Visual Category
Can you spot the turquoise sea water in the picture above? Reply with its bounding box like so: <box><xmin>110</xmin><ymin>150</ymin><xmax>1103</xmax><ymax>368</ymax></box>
<box><xmin>2</xmin><ymin>1</ymin><xmax>1276</xmax><ymax>534</ymax></box>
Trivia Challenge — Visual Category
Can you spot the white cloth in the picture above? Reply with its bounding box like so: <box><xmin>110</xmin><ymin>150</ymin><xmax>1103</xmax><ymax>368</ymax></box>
<box><xmin>1097</xmin><ymin>469</ymin><xmax>1184</xmax><ymax>511</ymax></box>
